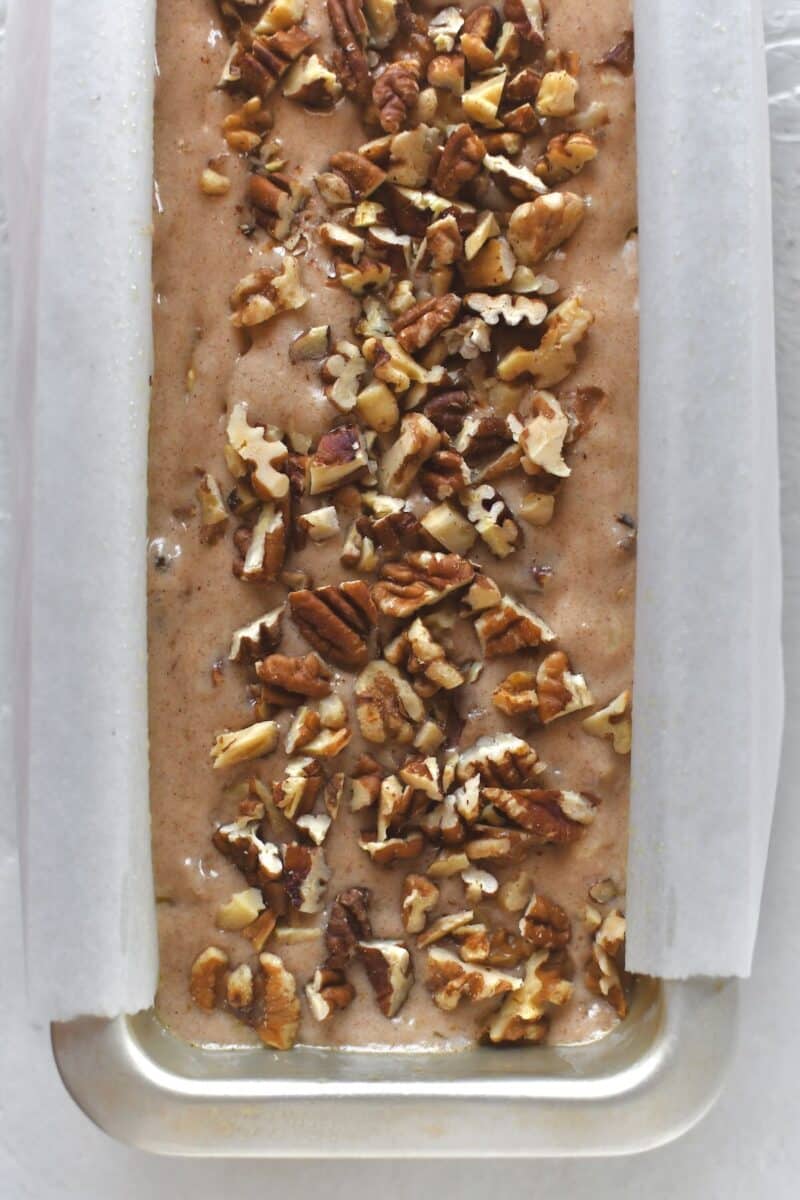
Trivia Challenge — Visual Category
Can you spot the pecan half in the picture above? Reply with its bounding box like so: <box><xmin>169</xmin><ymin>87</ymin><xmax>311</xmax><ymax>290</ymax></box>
<box><xmin>433</xmin><ymin>123</ymin><xmax>486</xmax><ymax>198</ymax></box>
<box><xmin>255</xmin><ymin>652</ymin><xmax>333</xmax><ymax>705</ymax></box>
<box><xmin>326</xmin><ymin>886</ymin><xmax>372</xmax><ymax>967</ymax></box>
<box><xmin>372</xmin><ymin>551</ymin><xmax>475</xmax><ymax>617</ymax></box>
<box><xmin>289</xmin><ymin>580</ymin><xmax>378</xmax><ymax>668</ymax></box>
<box><xmin>519</xmin><ymin>893</ymin><xmax>571</xmax><ymax>948</ymax></box>
<box><xmin>373</xmin><ymin>60</ymin><xmax>420</xmax><ymax>134</ymax></box>
<box><xmin>483</xmin><ymin>787</ymin><xmax>597</xmax><ymax>842</ymax></box>
<box><xmin>393</xmin><ymin>294</ymin><xmax>461</xmax><ymax>353</ymax></box>
<box><xmin>327</xmin><ymin>0</ymin><xmax>371</xmax><ymax>102</ymax></box>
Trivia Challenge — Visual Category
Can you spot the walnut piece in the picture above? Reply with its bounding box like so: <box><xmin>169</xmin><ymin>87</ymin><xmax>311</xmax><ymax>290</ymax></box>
<box><xmin>393</xmin><ymin>294</ymin><xmax>461</xmax><ymax>353</ymax></box>
<box><xmin>433</xmin><ymin>123</ymin><xmax>486</xmax><ymax>198</ymax></box>
<box><xmin>272</xmin><ymin>756</ymin><xmax>324</xmax><ymax>819</ymax></box>
<box><xmin>229</xmin><ymin>254</ymin><xmax>308</xmax><ymax>327</ymax></box>
<box><xmin>255</xmin><ymin>952</ymin><xmax>301</xmax><ymax>1049</ymax></box>
<box><xmin>473</xmin><ymin>594</ymin><xmax>556</xmax><ymax>657</ymax></box>
<box><xmin>359</xmin><ymin>940</ymin><xmax>414</xmax><ymax>1016</ymax></box>
<box><xmin>416</xmin><ymin>909</ymin><xmax>475</xmax><ymax>948</ymax></box>
<box><xmin>210</xmin><ymin>720</ymin><xmax>279</xmax><ymax>769</ymax></box>
<box><xmin>233</xmin><ymin>505</ymin><xmax>287</xmax><ymax>583</ymax></box>
<box><xmin>535</xmin><ymin>131</ymin><xmax>598</xmax><ymax>185</ymax></box>
<box><xmin>378</xmin><ymin>413</ymin><xmax>442</xmax><ymax>497</ymax></box>
<box><xmin>190</xmin><ymin>947</ymin><xmax>229</xmax><ymax>1011</ymax></box>
<box><xmin>355</xmin><ymin>660</ymin><xmax>425</xmax><ymax>744</ymax></box>
<box><xmin>582</xmin><ymin>689</ymin><xmax>632</xmax><ymax>754</ymax></box>
<box><xmin>216</xmin><ymin>887</ymin><xmax>265</xmax><ymax>932</ymax></box>
<box><xmin>213</xmin><ymin>817</ymin><xmax>284</xmax><ymax>888</ymax></box>
<box><xmin>536</xmin><ymin>650</ymin><xmax>593</xmax><ymax>723</ymax></box>
<box><xmin>508</xmin><ymin>391</ymin><xmax>571</xmax><ymax>477</ymax></box>
<box><xmin>483</xmin><ymin>787</ymin><xmax>597</xmax><ymax>842</ymax></box>
<box><xmin>283</xmin><ymin>53</ymin><xmax>342</xmax><ymax>106</ymax></box>
<box><xmin>498</xmin><ymin>296</ymin><xmax>593</xmax><ymax>387</ymax></box>
<box><xmin>456</xmin><ymin>732</ymin><xmax>539</xmax><ymax>787</ymax></box>
<box><xmin>401</xmin><ymin>873</ymin><xmax>440</xmax><ymax>933</ymax></box>
<box><xmin>483</xmin><ymin>948</ymin><xmax>573</xmax><ymax>1043</ymax></box>
<box><xmin>596</xmin><ymin>30</ymin><xmax>634</xmax><ymax>76</ymax></box>
<box><xmin>305</xmin><ymin>965</ymin><xmax>355</xmax><ymax>1020</ymax></box>
<box><xmin>460</xmin><ymin>484</ymin><xmax>521</xmax><ymax>558</ymax></box>
<box><xmin>372</xmin><ymin>551</ymin><xmax>475</xmax><ymax>617</ymax></box>
<box><xmin>426</xmin><ymin>945</ymin><xmax>521</xmax><ymax>1010</ymax></box>
<box><xmin>289</xmin><ymin>579</ymin><xmax>377</xmax><ymax>668</ymax></box>
<box><xmin>585</xmin><ymin>909</ymin><xmax>628</xmax><ymax>1018</ymax></box>
<box><xmin>227</xmin><ymin>403</ymin><xmax>289</xmax><ymax>501</ymax></box>
<box><xmin>384</xmin><ymin>617</ymin><xmax>465</xmax><ymax>696</ymax></box>
<box><xmin>536</xmin><ymin>70</ymin><xmax>578</xmax><ymax>117</ymax></box>
<box><xmin>492</xmin><ymin>669</ymin><xmax>538</xmax><ymax>715</ymax></box>
<box><xmin>358</xmin><ymin>829</ymin><xmax>426</xmax><ymax>865</ymax></box>
<box><xmin>519</xmin><ymin>893</ymin><xmax>571</xmax><ymax>948</ymax></box>
<box><xmin>508</xmin><ymin>192</ymin><xmax>585</xmax><ymax>266</ymax></box>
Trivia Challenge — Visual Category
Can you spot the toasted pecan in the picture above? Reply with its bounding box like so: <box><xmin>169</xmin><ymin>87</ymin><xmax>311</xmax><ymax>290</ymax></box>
<box><xmin>289</xmin><ymin>580</ymin><xmax>377</xmax><ymax>668</ymax></box>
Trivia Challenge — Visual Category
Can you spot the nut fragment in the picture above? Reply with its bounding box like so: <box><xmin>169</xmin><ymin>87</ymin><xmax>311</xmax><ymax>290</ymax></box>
<box><xmin>508</xmin><ymin>193</ymin><xmax>585</xmax><ymax>266</ymax></box>
<box><xmin>283</xmin><ymin>53</ymin><xmax>342</xmax><ymax>106</ymax></box>
<box><xmin>230</xmin><ymin>606</ymin><xmax>285</xmax><ymax>662</ymax></box>
<box><xmin>373</xmin><ymin>60</ymin><xmax>420</xmax><ymax>133</ymax></box>
<box><xmin>500</xmin><ymin>294</ymin><xmax>593</xmax><ymax>386</ymax></box>
<box><xmin>226</xmin><ymin>963</ymin><xmax>255</xmax><ymax>1010</ymax></box>
<box><xmin>233</xmin><ymin>505</ymin><xmax>287</xmax><ymax>583</ymax></box>
<box><xmin>596</xmin><ymin>30</ymin><xmax>634</xmax><ymax>76</ymax></box>
<box><xmin>585</xmin><ymin>909</ymin><xmax>628</xmax><ymax>1017</ymax></box>
<box><xmin>393</xmin><ymin>295</ymin><xmax>461</xmax><ymax>353</ymax></box>
<box><xmin>329</xmin><ymin>150</ymin><xmax>386</xmax><ymax>199</ymax></box>
<box><xmin>216</xmin><ymin>888</ymin><xmax>266</xmax><ymax>932</ymax></box>
<box><xmin>426</xmin><ymin>945</ymin><xmax>521</xmax><ymax>1010</ymax></box>
<box><xmin>283</xmin><ymin>842</ymin><xmax>331</xmax><ymax>913</ymax></box>
<box><xmin>582</xmin><ymin>689</ymin><xmax>632</xmax><ymax>754</ymax></box>
<box><xmin>197</xmin><ymin>473</ymin><xmax>229</xmax><ymax>540</ymax></box>
<box><xmin>536</xmin><ymin>70</ymin><xmax>578</xmax><ymax>117</ymax></box>
<box><xmin>190</xmin><ymin>947</ymin><xmax>229</xmax><ymax>1011</ymax></box>
<box><xmin>378</xmin><ymin>412</ymin><xmax>441</xmax><ymax>497</ymax></box>
<box><xmin>536</xmin><ymin>651</ymin><xmax>593</xmax><ymax>723</ymax></box>
<box><xmin>255</xmin><ymin>952</ymin><xmax>301</xmax><ymax>1049</ymax></box>
<box><xmin>433</xmin><ymin>124</ymin><xmax>486</xmax><ymax>197</ymax></box>
<box><xmin>227</xmin><ymin>403</ymin><xmax>289</xmax><ymax>500</ymax></box>
<box><xmin>473</xmin><ymin>594</ymin><xmax>556</xmax><ymax>657</ymax></box>
<box><xmin>492</xmin><ymin>669</ymin><xmax>538</xmax><ymax>715</ymax></box>
<box><xmin>359</xmin><ymin>940</ymin><xmax>414</xmax><ymax>1016</ymax></box>
<box><xmin>305</xmin><ymin>965</ymin><xmax>355</xmax><ymax>1020</ymax></box>
<box><xmin>519</xmin><ymin>893</ymin><xmax>571</xmax><ymax>948</ymax></box>
<box><xmin>213</xmin><ymin>817</ymin><xmax>283</xmax><ymax>887</ymax></box>
<box><xmin>456</xmin><ymin>732</ymin><xmax>539</xmax><ymax>787</ymax></box>
<box><xmin>417</xmin><ymin>909</ymin><xmax>475</xmax><ymax>948</ymax></box>
<box><xmin>229</xmin><ymin>254</ymin><xmax>308</xmax><ymax>327</ymax></box>
<box><xmin>326</xmin><ymin>886</ymin><xmax>372</xmax><ymax>967</ymax></box>
<box><xmin>420</xmin><ymin>502</ymin><xmax>476</xmax><ymax>555</ymax></box>
<box><xmin>211</xmin><ymin>721</ymin><xmax>279</xmax><ymax>769</ymax></box>
<box><xmin>273</xmin><ymin>757</ymin><xmax>324</xmax><ymax>819</ymax></box>
<box><xmin>483</xmin><ymin>787</ymin><xmax>597</xmax><ymax>841</ymax></box>
<box><xmin>483</xmin><ymin>948</ymin><xmax>572</xmax><ymax>1043</ymax></box>
<box><xmin>508</xmin><ymin>391</ymin><xmax>571</xmax><ymax>477</ymax></box>
<box><xmin>359</xmin><ymin>829</ymin><xmax>426</xmax><ymax>864</ymax></box>
<box><xmin>535</xmin><ymin>131</ymin><xmax>598</xmax><ymax>185</ymax></box>
<box><xmin>355</xmin><ymin>660</ymin><xmax>425</xmax><ymax>744</ymax></box>
<box><xmin>289</xmin><ymin>579</ymin><xmax>377</xmax><ymax>668</ymax></box>
<box><xmin>401</xmin><ymin>874</ymin><xmax>440</xmax><ymax>933</ymax></box>
<box><xmin>256</xmin><ymin>652</ymin><xmax>333</xmax><ymax>705</ymax></box>
<box><xmin>386</xmin><ymin>617</ymin><xmax>466</xmax><ymax>697</ymax></box>
<box><xmin>462</xmin><ymin>71</ymin><xmax>507</xmax><ymax>128</ymax></box>
<box><xmin>419</xmin><ymin>450</ymin><xmax>471</xmax><ymax>502</ymax></box>
<box><xmin>497</xmin><ymin>870</ymin><xmax>533</xmax><ymax>914</ymax></box>
<box><xmin>461</xmin><ymin>237</ymin><xmax>517</xmax><ymax>289</ymax></box>
<box><xmin>372</xmin><ymin>551</ymin><xmax>475</xmax><ymax>617</ymax></box>
<box><xmin>520</xmin><ymin>492</ymin><xmax>555</xmax><ymax>526</ymax></box>
<box><xmin>460</xmin><ymin>483</ymin><xmax>521</xmax><ymax>558</ymax></box>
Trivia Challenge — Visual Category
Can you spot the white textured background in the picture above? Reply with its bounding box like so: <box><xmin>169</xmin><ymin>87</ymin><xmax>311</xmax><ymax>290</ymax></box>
<box><xmin>1</xmin><ymin>2</ymin><xmax>799</xmax><ymax>1193</ymax></box>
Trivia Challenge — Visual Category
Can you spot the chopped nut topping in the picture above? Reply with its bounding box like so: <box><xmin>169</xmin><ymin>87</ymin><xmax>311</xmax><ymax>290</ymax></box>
<box><xmin>372</xmin><ymin>551</ymin><xmax>475</xmax><ymax>617</ymax></box>
<box><xmin>585</xmin><ymin>909</ymin><xmax>628</xmax><ymax>1017</ymax></box>
<box><xmin>483</xmin><ymin>787</ymin><xmax>597</xmax><ymax>841</ymax></box>
<box><xmin>421</xmin><ymin>501</ymin><xmax>477</xmax><ymax>555</ymax></box>
<box><xmin>508</xmin><ymin>192</ymin><xmax>585</xmax><ymax>266</ymax></box>
<box><xmin>373</xmin><ymin>59</ymin><xmax>420</xmax><ymax>133</ymax></box>
<box><xmin>355</xmin><ymin>660</ymin><xmax>425</xmax><ymax>744</ymax></box>
<box><xmin>483</xmin><ymin>948</ymin><xmax>572</xmax><ymax>1043</ymax></box>
<box><xmin>519</xmin><ymin>492</ymin><xmax>555</xmax><ymax>526</ymax></box>
<box><xmin>462</xmin><ymin>70</ymin><xmax>507</xmax><ymax>128</ymax></box>
<box><xmin>255</xmin><ymin>952</ymin><xmax>301</xmax><ymax>1049</ymax></box>
<box><xmin>492</xmin><ymin>669</ymin><xmax>538</xmax><ymax>715</ymax></box>
<box><xmin>536</xmin><ymin>650</ymin><xmax>593</xmax><ymax>722</ymax></box>
<box><xmin>359</xmin><ymin>829</ymin><xmax>426</xmax><ymax>865</ymax></box>
<box><xmin>596</xmin><ymin>30</ymin><xmax>634</xmax><ymax>76</ymax></box>
<box><xmin>211</xmin><ymin>720</ymin><xmax>279</xmax><ymax>769</ymax></box>
<box><xmin>233</xmin><ymin>504</ymin><xmax>287</xmax><ymax>583</ymax></box>
<box><xmin>364</xmin><ymin>0</ymin><xmax>399</xmax><ymax>48</ymax></box>
<box><xmin>305</xmin><ymin>965</ymin><xmax>355</xmax><ymax>1020</ymax></box>
<box><xmin>394</xmin><ymin>294</ymin><xmax>461</xmax><ymax>353</ymax></box>
<box><xmin>214</xmin><ymin>816</ymin><xmax>284</xmax><ymax>887</ymax></box>
<box><xmin>226</xmin><ymin>963</ymin><xmax>255</xmax><ymax>1010</ymax></box>
<box><xmin>378</xmin><ymin>412</ymin><xmax>442</xmax><ymax>497</ymax></box>
<box><xmin>190</xmin><ymin>947</ymin><xmax>229</xmax><ymax>1011</ymax></box>
<box><xmin>417</xmin><ymin>909</ymin><xmax>475</xmax><ymax>948</ymax></box>
<box><xmin>401</xmin><ymin>873</ymin><xmax>440</xmax><ymax>933</ymax></box>
<box><xmin>256</xmin><ymin>0</ymin><xmax>306</xmax><ymax>36</ymax></box>
<box><xmin>460</xmin><ymin>483</ymin><xmax>521</xmax><ymax>558</ymax></box>
<box><xmin>433</xmin><ymin>124</ymin><xmax>486</xmax><ymax>198</ymax></box>
<box><xmin>535</xmin><ymin>131</ymin><xmax>598</xmax><ymax>185</ymax></box>
<box><xmin>461</xmin><ymin>237</ymin><xmax>517</xmax><ymax>289</ymax></box>
<box><xmin>289</xmin><ymin>579</ymin><xmax>377</xmax><ymax>668</ymax></box>
<box><xmin>326</xmin><ymin>886</ymin><xmax>372</xmax><ymax>967</ymax></box>
<box><xmin>200</xmin><ymin>167</ymin><xmax>231</xmax><ymax>196</ymax></box>
<box><xmin>283</xmin><ymin>53</ymin><xmax>342</xmax><ymax>107</ymax></box>
<box><xmin>474</xmin><ymin>593</ymin><xmax>556</xmax><ymax>657</ymax></box>
<box><xmin>497</xmin><ymin>870</ymin><xmax>533</xmax><ymax>914</ymax></box>
<box><xmin>426</xmin><ymin>945</ymin><xmax>521</xmax><ymax>1010</ymax></box>
<box><xmin>229</xmin><ymin>254</ymin><xmax>308</xmax><ymax>327</ymax></box>
<box><xmin>519</xmin><ymin>893</ymin><xmax>571</xmax><ymax>947</ymax></box>
<box><xmin>227</xmin><ymin>403</ymin><xmax>289</xmax><ymax>500</ymax></box>
<box><xmin>461</xmin><ymin>866</ymin><xmax>499</xmax><ymax>905</ymax></box>
<box><xmin>327</xmin><ymin>0</ymin><xmax>371</xmax><ymax>102</ymax></box>
<box><xmin>456</xmin><ymin>732</ymin><xmax>539</xmax><ymax>787</ymax></box>
<box><xmin>582</xmin><ymin>689</ymin><xmax>632</xmax><ymax>753</ymax></box>
<box><xmin>216</xmin><ymin>887</ymin><xmax>265</xmax><ymax>932</ymax></box>
<box><xmin>465</xmin><ymin>292</ymin><xmax>548</xmax><ymax>327</ymax></box>
<box><xmin>359</xmin><ymin>940</ymin><xmax>414</xmax><ymax>1015</ymax></box>
<box><xmin>283</xmin><ymin>842</ymin><xmax>331</xmax><ymax>913</ymax></box>
<box><xmin>464</xmin><ymin>572</ymin><xmax>503</xmax><ymax>613</ymax></box>
<box><xmin>503</xmin><ymin>0</ymin><xmax>545</xmax><ymax>45</ymax></box>
<box><xmin>197</xmin><ymin>473</ymin><xmax>229</xmax><ymax>541</ymax></box>
<box><xmin>296</xmin><ymin>812</ymin><xmax>333</xmax><ymax>845</ymax></box>
<box><xmin>256</xmin><ymin>652</ymin><xmax>333</xmax><ymax>705</ymax></box>
<box><xmin>500</xmin><ymin>294</ymin><xmax>593</xmax><ymax>386</ymax></box>
<box><xmin>536</xmin><ymin>70</ymin><xmax>578</xmax><ymax>117</ymax></box>
<box><xmin>508</xmin><ymin>390</ymin><xmax>571</xmax><ymax>478</ymax></box>
<box><xmin>483</xmin><ymin>152</ymin><xmax>549</xmax><ymax>199</ymax></box>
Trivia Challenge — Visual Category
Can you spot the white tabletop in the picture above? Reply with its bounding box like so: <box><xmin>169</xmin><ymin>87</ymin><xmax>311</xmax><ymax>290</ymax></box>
<box><xmin>2</xmin><ymin>3</ymin><xmax>799</xmax><ymax>1194</ymax></box>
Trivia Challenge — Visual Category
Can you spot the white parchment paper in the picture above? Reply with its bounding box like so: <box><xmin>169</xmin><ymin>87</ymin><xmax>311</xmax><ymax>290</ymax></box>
<box><xmin>4</xmin><ymin>0</ymin><xmax>158</xmax><ymax>1021</ymax></box>
<box><xmin>2</xmin><ymin>0</ymin><xmax>782</xmax><ymax>1021</ymax></box>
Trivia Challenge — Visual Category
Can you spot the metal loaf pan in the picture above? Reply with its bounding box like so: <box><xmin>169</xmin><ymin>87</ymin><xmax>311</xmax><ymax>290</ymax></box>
<box><xmin>52</xmin><ymin>979</ymin><xmax>736</xmax><ymax>1157</ymax></box>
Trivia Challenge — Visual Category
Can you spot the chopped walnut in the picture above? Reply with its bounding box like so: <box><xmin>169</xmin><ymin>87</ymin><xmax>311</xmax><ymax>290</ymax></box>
<box><xmin>233</xmin><ymin>505</ymin><xmax>287</xmax><ymax>583</ymax></box>
<box><xmin>372</xmin><ymin>551</ymin><xmax>475</xmax><ymax>617</ymax></box>
<box><xmin>255</xmin><ymin>0</ymin><xmax>306</xmax><ymax>35</ymax></box>
<box><xmin>242</xmin><ymin>908</ymin><xmax>279</xmax><ymax>952</ymax></box>
<box><xmin>401</xmin><ymin>874</ymin><xmax>440</xmax><ymax>933</ymax></box>
<box><xmin>456</xmin><ymin>732</ymin><xmax>539</xmax><ymax>787</ymax></box>
<box><xmin>465</xmin><ymin>292</ymin><xmax>548</xmax><ymax>328</ymax></box>
<box><xmin>520</xmin><ymin>491</ymin><xmax>555</xmax><ymax>525</ymax></box>
<box><xmin>497</xmin><ymin>870</ymin><xmax>533</xmax><ymax>914</ymax></box>
<box><xmin>227</xmin><ymin>403</ymin><xmax>289</xmax><ymax>501</ymax></box>
<box><xmin>385</xmin><ymin>125</ymin><xmax>440</xmax><ymax>188</ymax></box>
<box><xmin>289</xmin><ymin>579</ymin><xmax>377</xmax><ymax>668</ymax></box>
<box><xmin>508</xmin><ymin>391</ymin><xmax>571</xmax><ymax>477</ymax></box>
<box><xmin>298</xmin><ymin>505</ymin><xmax>341</xmax><ymax>543</ymax></box>
<box><xmin>226</xmin><ymin>26</ymin><xmax>316</xmax><ymax>101</ymax></box>
<box><xmin>426</xmin><ymin>945</ymin><xmax>521</xmax><ymax>1010</ymax></box>
<box><xmin>283</xmin><ymin>53</ymin><xmax>342</xmax><ymax>106</ymax></box>
<box><xmin>375</xmin><ymin>773</ymin><xmax>412</xmax><ymax>839</ymax></box>
<box><xmin>190</xmin><ymin>947</ymin><xmax>229</xmax><ymax>1012</ymax></box>
<box><xmin>508</xmin><ymin>192</ymin><xmax>585</xmax><ymax>266</ymax></box>
<box><xmin>461</xmin><ymin>866</ymin><xmax>499</xmax><ymax>905</ymax></box>
<box><xmin>226</xmin><ymin>963</ymin><xmax>255</xmax><ymax>1010</ymax></box>
<box><xmin>433</xmin><ymin>124</ymin><xmax>486</xmax><ymax>198</ymax></box>
<box><xmin>363</xmin><ymin>335</ymin><xmax>446</xmax><ymax>393</ymax></box>
<box><xmin>473</xmin><ymin>593</ymin><xmax>556</xmax><ymax>657</ymax></box>
<box><xmin>585</xmin><ymin>909</ymin><xmax>628</xmax><ymax>1018</ymax></box>
<box><xmin>210</xmin><ymin>720</ymin><xmax>279</xmax><ymax>769</ymax></box>
<box><xmin>536</xmin><ymin>70</ymin><xmax>578</xmax><ymax>117</ymax></box>
<box><xmin>216</xmin><ymin>887</ymin><xmax>265</xmax><ymax>932</ymax></box>
<box><xmin>464</xmin><ymin>572</ymin><xmax>503</xmax><ymax>613</ymax></box>
<box><xmin>385</xmin><ymin>617</ymin><xmax>465</xmax><ymax>696</ymax></box>
<box><xmin>305</xmin><ymin>965</ymin><xmax>355</xmax><ymax>1020</ymax></box>
<box><xmin>364</xmin><ymin>0</ymin><xmax>399</xmax><ymax>47</ymax></box>
<box><xmin>308</xmin><ymin>423</ymin><xmax>369</xmax><ymax>494</ymax></box>
<box><xmin>393</xmin><ymin>295</ymin><xmax>461</xmax><ymax>354</ymax></box>
<box><xmin>427</xmin><ymin>850</ymin><xmax>471</xmax><ymax>878</ymax></box>
<box><xmin>482</xmin><ymin>152</ymin><xmax>548</xmax><ymax>199</ymax></box>
<box><xmin>498</xmin><ymin>295</ymin><xmax>593</xmax><ymax>387</ymax></box>
<box><xmin>283</xmin><ymin>842</ymin><xmax>331</xmax><ymax>913</ymax></box>
<box><xmin>503</xmin><ymin>0</ymin><xmax>544</xmax><ymax>44</ymax></box>
<box><xmin>378</xmin><ymin>413</ymin><xmax>442</xmax><ymax>498</ymax></box>
<box><xmin>425</xmin><ymin>215</ymin><xmax>463</xmax><ymax>268</ymax></box>
<box><xmin>222</xmin><ymin>95</ymin><xmax>273</xmax><ymax>153</ymax></box>
<box><xmin>295</xmin><ymin>812</ymin><xmax>333</xmax><ymax>845</ymax></box>
<box><xmin>256</xmin><ymin>652</ymin><xmax>332</xmax><ymax>705</ymax></box>
<box><xmin>326</xmin><ymin>886</ymin><xmax>372</xmax><ymax>968</ymax></box>
<box><xmin>536</xmin><ymin>651</ymin><xmax>593</xmax><ymax>722</ymax></box>
<box><xmin>359</xmin><ymin>940</ymin><xmax>414</xmax><ymax>1016</ymax></box>
<box><xmin>272</xmin><ymin>756</ymin><xmax>324</xmax><ymax>818</ymax></box>
<box><xmin>492</xmin><ymin>669</ymin><xmax>538</xmax><ymax>715</ymax></box>
<box><xmin>248</xmin><ymin>172</ymin><xmax>309</xmax><ymax>242</ymax></box>
<box><xmin>535</xmin><ymin>131</ymin><xmax>598</xmax><ymax>185</ymax></box>
<box><xmin>582</xmin><ymin>689</ymin><xmax>632</xmax><ymax>754</ymax></box>
<box><xmin>460</xmin><ymin>484</ymin><xmax>521</xmax><ymax>558</ymax></box>
<box><xmin>255</xmin><ymin>952</ymin><xmax>301</xmax><ymax>1049</ymax></box>
<box><xmin>465</xmin><ymin>825</ymin><xmax>535</xmax><ymax>863</ymax></box>
<box><xmin>483</xmin><ymin>787</ymin><xmax>597</xmax><ymax>842</ymax></box>
<box><xmin>483</xmin><ymin>948</ymin><xmax>572</xmax><ymax>1043</ymax></box>
<box><xmin>355</xmin><ymin>660</ymin><xmax>425</xmax><ymax>744</ymax></box>
<box><xmin>461</xmin><ymin>237</ymin><xmax>517</xmax><ymax>290</ymax></box>
<box><xmin>419</xmin><ymin>450</ymin><xmax>472</xmax><ymax>504</ymax></box>
<box><xmin>596</xmin><ymin>30</ymin><xmax>634</xmax><ymax>75</ymax></box>
<box><xmin>229</xmin><ymin>254</ymin><xmax>308</xmax><ymax>327</ymax></box>
<box><xmin>519</xmin><ymin>893</ymin><xmax>571</xmax><ymax>948</ymax></box>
